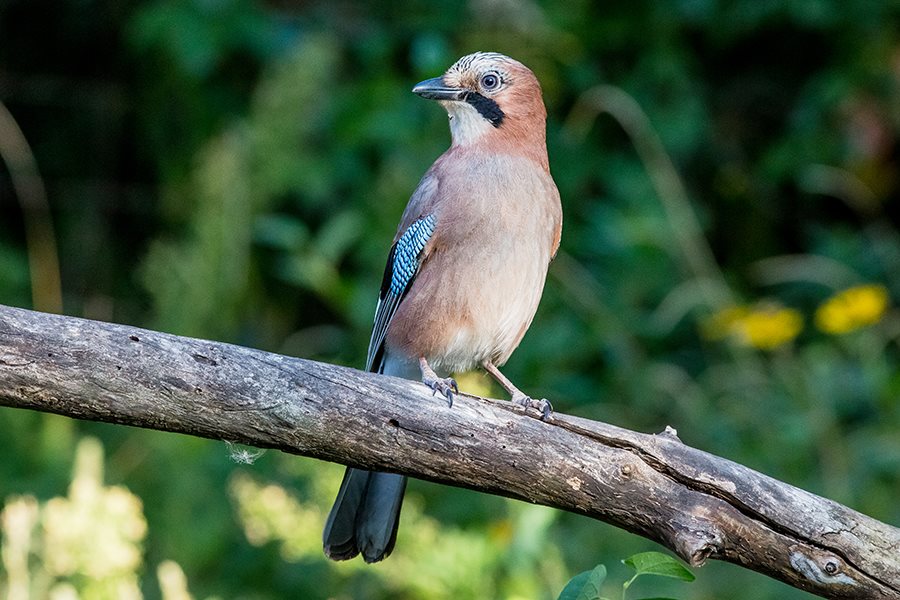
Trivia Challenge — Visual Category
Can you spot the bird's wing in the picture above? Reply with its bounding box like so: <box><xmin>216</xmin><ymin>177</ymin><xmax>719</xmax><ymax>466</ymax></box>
<box><xmin>365</xmin><ymin>173</ymin><xmax>440</xmax><ymax>372</ymax></box>
<box><xmin>366</xmin><ymin>214</ymin><xmax>436</xmax><ymax>372</ymax></box>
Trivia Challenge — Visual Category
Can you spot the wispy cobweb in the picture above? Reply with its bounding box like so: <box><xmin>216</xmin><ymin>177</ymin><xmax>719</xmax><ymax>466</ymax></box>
<box><xmin>225</xmin><ymin>441</ymin><xmax>267</xmax><ymax>465</ymax></box>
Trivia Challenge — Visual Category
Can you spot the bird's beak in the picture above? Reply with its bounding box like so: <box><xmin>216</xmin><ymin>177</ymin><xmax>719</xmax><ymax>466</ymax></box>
<box><xmin>412</xmin><ymin>77</ymin><xmax>466</xmax><ymax>101</ymax></box>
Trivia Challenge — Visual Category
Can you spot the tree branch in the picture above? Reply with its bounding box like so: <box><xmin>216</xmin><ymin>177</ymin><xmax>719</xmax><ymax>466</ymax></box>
<box><xmin>0</xmin><ymin>304</ymin><xmax>897</xmax><ymax>599</ymax></box>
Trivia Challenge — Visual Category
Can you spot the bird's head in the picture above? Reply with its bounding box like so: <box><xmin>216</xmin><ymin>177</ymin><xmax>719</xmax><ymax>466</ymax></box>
<box><xmin>413</xmin><ymin>52</ymin><xmax>547</xmax><ymax>154</ymax></box>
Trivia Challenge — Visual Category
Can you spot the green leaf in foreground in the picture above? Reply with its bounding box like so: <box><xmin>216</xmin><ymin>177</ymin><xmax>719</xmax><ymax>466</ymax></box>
<box><xmin>623</xmin><ymin>551</ymin><xmax>695</xmax><ymax>582</ymax></box>
<box><xmin>557</xmin><ymin>564</ymin><xmax>609</xmax><ymax>600</ymax></box>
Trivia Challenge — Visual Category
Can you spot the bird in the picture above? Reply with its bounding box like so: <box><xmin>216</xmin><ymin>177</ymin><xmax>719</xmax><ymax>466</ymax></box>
<box><xmin>322</xmin><ymin>51</ymin><xmax>562</xmax><ymax>563</ymax></box>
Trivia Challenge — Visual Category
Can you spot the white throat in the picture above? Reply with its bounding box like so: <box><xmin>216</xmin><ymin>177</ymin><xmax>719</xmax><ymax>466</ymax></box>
<box><xmin>442</xmin><ymin>101</ymin><xmax>494</xmax><ymax>146</ymax></box>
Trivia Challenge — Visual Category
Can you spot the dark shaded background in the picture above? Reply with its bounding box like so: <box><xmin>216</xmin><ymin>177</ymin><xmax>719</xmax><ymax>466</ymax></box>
<box><xmin>1</xmin><ymin>1</ymin><xmax>898</xmax><ymax>598</ymax></box>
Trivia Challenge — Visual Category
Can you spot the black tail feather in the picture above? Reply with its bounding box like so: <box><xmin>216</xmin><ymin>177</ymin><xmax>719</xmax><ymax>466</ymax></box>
<box><xmin>323</xmin><ymin>467</ymin><xmax>407</xmax><ymax>562</ymax></box>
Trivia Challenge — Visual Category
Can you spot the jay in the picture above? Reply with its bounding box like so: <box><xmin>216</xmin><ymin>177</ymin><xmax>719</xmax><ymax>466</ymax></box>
<box><xmin>323</xmin><ymin>52</ymin><xmax>562</xmax><ymax>563</ymax></box>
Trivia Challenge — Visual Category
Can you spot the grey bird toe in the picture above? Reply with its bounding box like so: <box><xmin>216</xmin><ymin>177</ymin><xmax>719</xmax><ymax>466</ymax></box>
<box><xmin>512</xmin><ymin>392</ymin><xmax>553</xmax><ymax>421</ymax></box>
<box><xmin>424</xmin><ymin>375</ymin><xmax>458</xmax><ymax>407</ymax></box>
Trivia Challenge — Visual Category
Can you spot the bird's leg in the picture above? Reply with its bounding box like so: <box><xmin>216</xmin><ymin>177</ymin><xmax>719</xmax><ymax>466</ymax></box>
<box><xmin>482</xmin><ymin>360</ymin><xmax>552</xmax><ymax>421</ymax></box>
<box><xmin>418</xmin><ymin>356</ymin><xmax>458</xmax><ymax>407</ymax></box>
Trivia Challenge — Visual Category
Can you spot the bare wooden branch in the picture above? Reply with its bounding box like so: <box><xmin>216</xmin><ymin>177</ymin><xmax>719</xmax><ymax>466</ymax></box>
<box><xmin>0</xmin><ymin>304</ymin><xmax>897</xmax><ymax>599</ymax></box>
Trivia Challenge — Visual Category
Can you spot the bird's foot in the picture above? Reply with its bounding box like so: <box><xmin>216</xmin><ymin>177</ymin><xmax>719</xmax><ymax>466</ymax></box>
<box><xmin>419</xmin><ymin>357</ymin><xmax>457</xmax><ymax>407</ymax></box>
<box><xmin>425</xmin><ymin>376</ymin><xmax>458</xmax><ymax>407</ymax></box>
<box><xmin>511</xmin><ymin>391</ymin><xmax>553</xmax><ymax>421</ymax></box>
<box><xmin>482</xmin><ymin>361</ymin><xmax>553</xmax><ymax>421</ymax></box>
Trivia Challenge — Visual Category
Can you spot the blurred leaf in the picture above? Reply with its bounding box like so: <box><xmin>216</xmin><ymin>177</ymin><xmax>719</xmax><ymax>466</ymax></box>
<box><xmin>254</xmin><ymin>213</ymin><xmax>310</xmax><ymax>250</ymax></box>
<box><xmin>557</xmin><ymin>564</ymin><xmax>608</xmax><ymax>600</ymax></box>
<box><xmin>314</xmin><ymin>210</ymin><xmax>363</xmax><ymax>262</ymax></box>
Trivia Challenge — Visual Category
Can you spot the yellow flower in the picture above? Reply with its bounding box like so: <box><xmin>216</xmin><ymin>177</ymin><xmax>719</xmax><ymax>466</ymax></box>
<box><xmin>701</xmin><ymin>306</ymin><xmax>748</xmax><ymax>341</ymax></box>
<box><xmin>815</xmin><ymin>284</ymin><xmax>889</xmax><ymax>334</ymax></box>
<box><xmin>737</xmin><ymin>305</ymin><xmax>804</xmax><ymax>349</ymax></box>
<box><xmin>703</xmin><ymin>304</ymin><xmax>803</xmax><ymax>350</ymax></box>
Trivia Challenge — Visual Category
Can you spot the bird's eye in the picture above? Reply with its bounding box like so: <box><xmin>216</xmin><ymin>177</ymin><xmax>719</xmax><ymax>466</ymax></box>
<box><xmin>480</xmin><ymin>72</ymin><xmax>501</xmax><ymax>91</ymax></box>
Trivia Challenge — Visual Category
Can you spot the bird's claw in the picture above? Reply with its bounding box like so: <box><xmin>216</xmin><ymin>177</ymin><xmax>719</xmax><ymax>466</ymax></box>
<box><xmin>424</xmin><ymin>376</ymin><xmax>458</xmax><ymax>407</ymax></box>
<box><xmin>418</xmin><ymin>357</ymin><xmax>457</xmax><ymax>407</ymax></box>
<box><xmin>512</xmin><ymin>392</ymin><xmax>553</xmax><ymax>421</ymax></box>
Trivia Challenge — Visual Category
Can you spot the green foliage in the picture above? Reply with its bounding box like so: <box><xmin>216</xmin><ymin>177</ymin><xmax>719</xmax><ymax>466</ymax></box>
<box><xmin>0</xmin><ymin>437</ymin><xmax>198</xmax><ymax>600</ymax></box>
<box><xmin>622</xmin><ymin>552</ymin><xmax>696</xmax><ymax>588</ymax></box>
<box><xmin>0</xmin><ymin>242</ymin><xmax>30</xmax><ymax>308</ymax></box>
<box><xmin>557</xmin><ymin>553</ymin><xmax>694</xmax><ymax>600</ymax></box>
<box><xmin>1</xmin><ymin>0</ymin><xmax>900</xmax><ymax>598</ymax></box>
<box><xmin>558</xmin><ymin>565</ymin><xmax>607</xmax><ymax>600</ymax></box>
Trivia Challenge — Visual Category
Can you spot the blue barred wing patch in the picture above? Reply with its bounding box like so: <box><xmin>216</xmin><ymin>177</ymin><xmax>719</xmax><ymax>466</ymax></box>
<box><xmin>390</xmin><ymin>215</ymin><xmax>436</xmax><ymax>296</ymax></box>
<box><xmin>366</xmin><ymin>214</ymin><xmax>436</xmax><ymax>372</ymax></box>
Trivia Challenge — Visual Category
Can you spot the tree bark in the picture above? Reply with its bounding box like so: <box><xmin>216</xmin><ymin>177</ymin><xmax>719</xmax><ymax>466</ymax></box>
<box><xmin>0</xmin><ymin>304</ymin><xmax>897</xmax><ymax>599</ymax></box>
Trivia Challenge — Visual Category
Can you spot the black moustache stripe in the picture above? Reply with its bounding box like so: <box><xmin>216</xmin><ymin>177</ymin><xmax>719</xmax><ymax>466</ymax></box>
<box><xmin>463</xmin><ymin>91</ymin><xmax>505</xmax><ymax>128</ymax></box>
